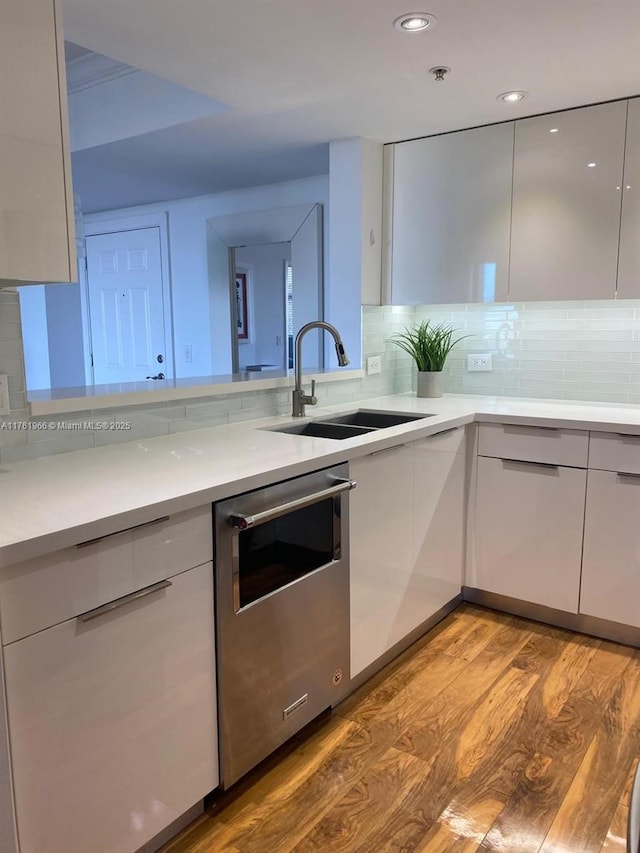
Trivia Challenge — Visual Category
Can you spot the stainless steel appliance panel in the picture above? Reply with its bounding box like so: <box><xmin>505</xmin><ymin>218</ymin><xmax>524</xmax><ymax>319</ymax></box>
<box><xmin>214</xmin><ymin>464</ymin><xmax>352</xmax><ymax>788</ymax></box>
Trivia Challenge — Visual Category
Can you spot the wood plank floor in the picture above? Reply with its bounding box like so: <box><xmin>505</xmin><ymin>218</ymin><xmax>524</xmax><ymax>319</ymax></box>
<box><xmin>160</xmin><ymin>605</ymin><xmax>640</xmax><ymax>852</ymax></box>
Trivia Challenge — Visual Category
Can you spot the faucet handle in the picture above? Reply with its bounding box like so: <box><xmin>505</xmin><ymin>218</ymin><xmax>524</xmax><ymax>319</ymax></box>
<box><xmin>309</xmin><ymin>379</ymin><xmax>317</xmax><ymax>404</ymax></box>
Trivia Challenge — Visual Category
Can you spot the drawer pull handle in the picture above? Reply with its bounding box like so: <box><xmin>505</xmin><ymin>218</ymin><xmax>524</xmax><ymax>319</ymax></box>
<box><xmin>617</xmin><ymin>471</ymin><xmax>640</xmax><ymax>481</ymax></box>
<box><xmin>501</xmin><ymin>458</ymin><xmax>560</xmax><ymax>471</ymax></box>
<box><xmin>502</xmin><ymin>424</ymin><xmax>559</xmax><ymax>433</ymax></box>
<box><xmin>228</xmin><ymin>478</ymin><xmax>356</xmax><ymax>529</ymax></box>
<box><xmin>615</xmin><ymin>433</ymin><xmax>640</xmax><ymax>442</ymax></box>
<box><xmin>76</xmin><ymin>516</ymin><xmax>170</xmax><ymax>549</ymax></box>
<box><xmin>431</xmin><ymin>427</ymin><xmax>460</xmax><ymax>437</ymax></box>
<box><xmin>77</xmin><ymin>579</ymin><xmax>172</xmax><ymax>623</ymax></box>
<box><xmin>369</xmin><ymin>444</ymin><xmax>407</xmax><ymax>457</ymax></box>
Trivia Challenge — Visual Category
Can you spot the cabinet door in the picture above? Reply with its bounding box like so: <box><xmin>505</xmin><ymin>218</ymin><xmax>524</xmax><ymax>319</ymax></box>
<box><xmin>350</xmin><ymin>431</ymin><xmax>466</xmax><ymax>678</ymax></box>
<box><xmin>389</xmin><ymin>123</ymin><xmax>513</xmax><ymax>304</ymax></box>
<box><xmin>473</xmin><ymin>456</ymin><xmax>586</xmax><ymax>612</ymax></box>
<box><xmin>580</xmin><ymin>470</ymin><xmax>640</xmax><ymax>627</ymax></box>
<box><xmin>412</xmin><ymin>427</ymin><xmax>466</xmax><ymax>614</ymax></box>
<box><xmin>0</xmin><ymin>0</ymin><xmax>75</xmax><ymax>284</ymax></box>
<box><xmin>509</xmin><ymin>101</ymin><xmax>626</xmax><ymax>301</ymax></box>
<box><xmin>349</xmin><ymin>444</ymin><xmax>414</xmax><ymax>677</ymax></box>
<box><xmin>4</xmin><ymin>562</ymin><xmax>218</xmax><ymax>853</ymax></box>
<box><xmin>618</xmin><ymin>99</ymin><xmax>640</xmax><ymax>298</ymax></box>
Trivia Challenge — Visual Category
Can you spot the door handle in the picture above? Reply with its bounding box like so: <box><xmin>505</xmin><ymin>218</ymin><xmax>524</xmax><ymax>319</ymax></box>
<box><xmin>145</xmin><ymin>373</ymin><xmax>165</xmax><ymax>380</ymax></box>
<box><xmin>228</xmin><ymin>478</ymin><xmax>357</xmax><ymax>529</ymax></box>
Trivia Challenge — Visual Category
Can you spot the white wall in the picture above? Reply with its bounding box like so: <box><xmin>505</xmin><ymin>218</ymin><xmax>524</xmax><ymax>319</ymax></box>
<box><xmin>328</xmin><ymin>139</ymin><xmax>383</xmax><ymax>368</ymax></box>
<box><xmin>19</xmin><ymin>284</ymin><xmax>86</xmax><ymax>391</ymax></box>
<box><xmin>45</xmin><ymin>284</ymin><xmax>85</xmax><ymax>388</ymax></box>
<box><xmin>18</xmin><ymin>286</ymin><xmax>50</xmax><ymax>391</ymax></box>
<box><xmin>83</xmin><ymin>175</ymin><xmax>331</xmax><ymax>379</ymax></box>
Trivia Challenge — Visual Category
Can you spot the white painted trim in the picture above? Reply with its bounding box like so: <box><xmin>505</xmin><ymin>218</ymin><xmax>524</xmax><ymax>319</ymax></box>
<box><xmin>83</xmin><ymin>212</ymin><xmax>175</xmax><ymax>382</ymax></box>
<box><xmin>77</xmin><ymin>257</ymin><xmax>94</xmax><ymax>386</ymax></box>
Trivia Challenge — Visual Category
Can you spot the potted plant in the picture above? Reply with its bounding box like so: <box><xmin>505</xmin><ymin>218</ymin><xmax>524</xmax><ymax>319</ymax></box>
<box><xmin>389</xmin><ymin>320</ymin><xmax>469</xmax><ymax>398</ymax></box>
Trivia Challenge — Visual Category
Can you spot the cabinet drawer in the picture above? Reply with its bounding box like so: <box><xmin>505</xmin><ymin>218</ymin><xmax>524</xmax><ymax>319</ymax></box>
<box><xmin>580</xmin><ymin>469</ymin><xmax>640</xmax><ymax>627</ymax></box>
<box><xmin>472</xmin><ymin>455</ymin><xmax>586</xmax><ymax>612</ymax></box>
<box><xmin>4</xmin><ymin>561</ymin><xmax>218</xmax><ymax>853</ymax></box>
<box><xmin>0</xmin><ymin>506</ymin><xmax>212</xmax><ymax>644</ymax></box>
<box><xmin>478</xmin><ymin>422</ymin><xmax>589</xmax><ymax>467</ymax></box>
<box><xmin>588</xmin><ymin>431</ymin><xmax>640</xmax><ymax>475</ymax></box>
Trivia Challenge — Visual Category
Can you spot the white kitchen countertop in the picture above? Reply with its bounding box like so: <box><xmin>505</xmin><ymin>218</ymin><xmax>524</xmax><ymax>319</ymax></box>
<box><xmin>2</xmin><ymin>392</ymin><xmax>640</xmax><ymax>567</ymax></box>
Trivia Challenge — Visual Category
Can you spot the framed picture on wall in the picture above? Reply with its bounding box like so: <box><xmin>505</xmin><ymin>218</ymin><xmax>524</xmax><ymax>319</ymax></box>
<box><xmin>235</xmin><ymin>271</ymin><xmax>249</xmax><ymax>341</ymax></box>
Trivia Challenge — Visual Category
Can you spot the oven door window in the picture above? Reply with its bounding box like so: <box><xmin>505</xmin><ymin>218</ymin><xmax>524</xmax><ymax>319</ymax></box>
<box><xmin>236</xmin><ymin>497</ymin><xmax>337</xmax><ymax>610</ymax></box>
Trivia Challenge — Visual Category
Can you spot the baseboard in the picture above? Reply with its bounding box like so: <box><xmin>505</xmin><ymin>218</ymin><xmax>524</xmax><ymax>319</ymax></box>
<box><xmin>463</xmin><ymin>587</ymin><xmax>640</xmax><ymax>648</ymax></box>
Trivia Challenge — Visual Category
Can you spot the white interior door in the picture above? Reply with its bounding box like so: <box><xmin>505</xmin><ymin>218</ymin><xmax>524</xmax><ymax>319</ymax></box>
<box><xmin>85</xmin><ymin>228</ymin><xmax>167</xmax><ymax>384</ymax></box>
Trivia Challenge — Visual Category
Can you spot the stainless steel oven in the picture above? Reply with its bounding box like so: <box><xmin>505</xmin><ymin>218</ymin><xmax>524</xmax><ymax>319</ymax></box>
<box><xmin>214</xmin><ymin>463</ymin><xmax>355</xmax><ymax>789</ymax></box>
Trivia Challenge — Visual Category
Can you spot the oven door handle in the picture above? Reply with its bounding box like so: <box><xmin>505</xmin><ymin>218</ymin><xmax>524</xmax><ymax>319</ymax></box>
<box><xmin>227</xmin><ymin>478</ymin><xmax>357</xmax><ymax>529</ymax></box>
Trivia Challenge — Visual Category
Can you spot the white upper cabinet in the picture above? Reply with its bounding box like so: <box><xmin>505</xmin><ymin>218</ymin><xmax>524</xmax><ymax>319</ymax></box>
<box><xmin>386</xmin><ymin>123</ymin><xmax>513</xmax><ymax>304</ymax></box>
<box><xmin>509</xmin><ymin>101</ymin><xmax>627</xmax><ymax>301</ymax></box>
<box><xmin>617</xmin><ymin>99</ymin><xmax>640</xmax><ymax>298</ymax></box>
<box><xmin>0</xmin><ymin>0</ymin><xmax>76</xmax><ymax>285</ymax></box>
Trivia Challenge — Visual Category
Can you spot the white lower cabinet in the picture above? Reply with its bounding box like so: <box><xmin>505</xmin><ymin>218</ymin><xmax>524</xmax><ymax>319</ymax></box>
<box><xmin>3</xmin><ymin>561</ymin><xmax>218</xmax><ymax>853</ymax></box>
<box><xmin>473</xmin><ymin>456</ymin><xmax>586</xmax><ymax>612</ymax></box>
<box><xmin>580</xmin><ymin>470</ymin><xmax>640</xmax><ymax>627</ymax></box>
<box><xmin>350</xmin><ymin>428</ymin><xmax>466</xmax><ymax>677</ymax></box>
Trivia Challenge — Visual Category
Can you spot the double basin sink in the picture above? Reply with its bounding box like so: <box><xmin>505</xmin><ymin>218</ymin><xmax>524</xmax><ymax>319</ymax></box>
<box><xmin>268</xmin><ymin>409</ymin><xmax>434</xmax><ymax>440</ymax></box>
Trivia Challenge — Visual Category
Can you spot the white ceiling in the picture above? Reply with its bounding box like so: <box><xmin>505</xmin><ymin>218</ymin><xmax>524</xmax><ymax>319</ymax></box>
<box><xmin>61</xmin><ymin>0</ymin><xmax>640</xmax><ymax>212</ymax></box>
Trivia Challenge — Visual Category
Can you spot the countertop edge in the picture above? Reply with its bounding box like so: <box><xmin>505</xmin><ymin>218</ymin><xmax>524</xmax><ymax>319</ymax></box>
<box><xmin>2</xmin><ymin>392</ymin><xmax>640</xmax><ymax>566</ymax></box>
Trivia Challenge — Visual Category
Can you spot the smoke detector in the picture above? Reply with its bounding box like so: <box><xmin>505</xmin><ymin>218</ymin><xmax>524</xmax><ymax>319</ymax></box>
<box><xmin>429</xmin><ymin>66</ymin><xmax>450</xmax><ymax>82</ymax></box>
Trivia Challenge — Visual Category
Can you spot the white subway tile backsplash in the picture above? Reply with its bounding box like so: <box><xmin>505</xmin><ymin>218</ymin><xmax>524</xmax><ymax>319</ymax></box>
<box><xmin>7</xmin><ymin>373</ymin><xmax>25</xmax><ymax>392</ymax></box>
<box><xmin>0</xmin><ymin>322</ymin><xmax>20</xmax><ymax>340</ymax></box>
<box><xmin>94</xmin><ymin>421</ymin><xmax>170</xmax><ymax>446</ymax></box>
<box><xmin>420</xmin><ymin>299</ymin><xmax>640</xmax><ymax>402</ymax></box>
<box><xmin>232</xmin><ymin>407</ymin><xmax>283</xmax><ymax>423</ymax></box>
<box><xmin>1</xmin><ymin>433</ymin><xmax>95</xmax><ymax>463</ymax></box>
<box><xmin>0</xmin><ymin>340</ymin><xmax>23</xmax><ymax>361</ymax></box>
<box><xmin>169</xmin><ymin>414</ymin><xmax>231</xmax><ymax>433</ymax></box>
<box><xmin>185</xmin><ymin>397</ymin><xmax>243</xmax><ymax>418</ymax></box>
<box><xmin>2</xmin><ymin>298</ymin><xmax>640</xmax><ymax>463</ymax></box>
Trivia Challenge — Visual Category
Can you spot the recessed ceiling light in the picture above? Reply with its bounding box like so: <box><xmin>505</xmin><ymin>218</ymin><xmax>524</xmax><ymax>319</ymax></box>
<box><xmin>393</xmin><ymin>13</ymin><xmax>438</xmax><ymax>32</ymax></box>
<box><xmin>497</xmin><ymin>90</ymin><xmax>528</xmax><ymax>103</ymax></box>
<box><xmin>549</xmin><ymin>128</ymin><xmax>559</xmax><ymax>133</ymax></box>
<box><xmin>587</xmin><ymin>162</ymin><xmax>597</xmax><ymax>168</ymax></box>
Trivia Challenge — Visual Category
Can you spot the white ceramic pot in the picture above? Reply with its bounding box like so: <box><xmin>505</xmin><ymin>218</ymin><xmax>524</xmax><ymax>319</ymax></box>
<box><xmin>417</xmin><ymin>371</ymin><xmax>443</xmax><ymax>398</ymax></box>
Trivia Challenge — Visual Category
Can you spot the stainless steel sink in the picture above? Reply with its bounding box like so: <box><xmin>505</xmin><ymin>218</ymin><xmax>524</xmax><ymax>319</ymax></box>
<box><xmin>321</xmin><ymin>409</ymin><xmax>434</xmax><ymax>429</ymax></box>
<box><xmin>267</xmin><ymin>409</ymin><xmax>434</xmax><ymax>440</ymax></box>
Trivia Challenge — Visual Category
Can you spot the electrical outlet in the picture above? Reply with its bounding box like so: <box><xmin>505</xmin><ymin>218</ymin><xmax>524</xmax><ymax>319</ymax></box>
<box><xmin>183</xmin><ymin>345</ymin><xmax>193</xmax><ymax>364</ymax></box>
<box><xmin>467</xmin><ymin>353</ymin><xmax>493</xmax><ymax>372</ymax></box>
<box><xmin>0</xmin><ymin>374</ymin><xmax>9</xmax><ymax>415</ymax></box>
<box><xmin>367</xmin><ymin>355</ymin><xmax>382</xmax><ymax>375</ymax></box>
